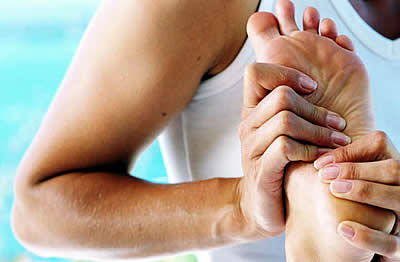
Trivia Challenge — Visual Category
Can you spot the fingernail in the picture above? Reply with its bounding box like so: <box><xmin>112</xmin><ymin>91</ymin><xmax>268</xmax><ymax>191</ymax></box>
<box><xmin>339</xmin><ymin>224</ymin><xmax>355</xmax><ymax>239</ymax></box>
<box><xmin>331</xmin><ymin>180</ymin><xmax>352</xmax><ymax>193</ymax></box>
<box><xmin>319</xmin><ymin>165</ymin><xmax>339</xmax><ymax>180</ymax></box>
<box><xmin>300</xmin><ymin>76</ymin><xmax>317</xmax><ymax>92</ymax></box>
<box><xmin>327</xmin><ymin>113</ymin><xmax>346</xmax><ymax>130</ymax></box>
<box><xmin>314</xmin><ymin>154</ymin><xmax>335</xmax><ymax>169</ymax></box>
<box><xmin>332</xmin><ymin>132</ymin><xmax>352</xmax><ymax>146</ymax></box>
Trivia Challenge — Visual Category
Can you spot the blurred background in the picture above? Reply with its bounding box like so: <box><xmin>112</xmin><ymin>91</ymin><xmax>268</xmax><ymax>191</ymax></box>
<box><xmin>0</xmin><ymin>1</ymin><xmax>196</xmax><ymax>261</ymax></box>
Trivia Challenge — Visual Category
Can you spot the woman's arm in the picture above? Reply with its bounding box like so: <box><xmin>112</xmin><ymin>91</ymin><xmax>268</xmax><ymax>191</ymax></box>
<box><xmin>11</xmin><ymin>0</ymin><xmax>243</xmax><ymax>259</ymax></box>
<box><xmin>11</xmin><ymin>0</ymin><xmax>348</xmax><ymax>260</ymax></box>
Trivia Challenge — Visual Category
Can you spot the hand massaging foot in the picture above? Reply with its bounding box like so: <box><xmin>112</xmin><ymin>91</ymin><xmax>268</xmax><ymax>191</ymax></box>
<box><xmin>247</xmin><ymin>0</ymin><xmax>395</xmax><ymax>261</ymax></box>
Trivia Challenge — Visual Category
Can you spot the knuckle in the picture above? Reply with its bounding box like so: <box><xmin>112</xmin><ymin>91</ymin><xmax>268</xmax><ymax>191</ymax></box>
<box><xmin>276</xmin><ymin>67</ymin><xmax>288</xmax><ymax>82</ymax></box>
<box><xmin>332</xmin><ymin>145</ymin><xmax>351</xmax><ymax>162</ymax></box>
<box><xmin>342</xmin><ymin>148</ymin><xmax>353</xmax><ymax>161</ymax></box>
<box><xmin>276</xmin><ymin>85</ymin><xmax>294</xmax><ymax>97</ymax></box>
<box><xmin>388</xmin><ymin>159</ymin><xmax>400</xmax><ymax>176</ymax></box>
<box><xmin>341</xmin><ymin>163</ymin><xmax>359</xmax><ymax>180</ymax></box>
<box><xmin>277</xmin><ymin>111</ymin><xmax>294</xmax><ymax>132</ymax></box>
<box><xmin>355</xmin><ymin>182</ymin><xmax>371</xmax><ymax>202</ymax></box>
<box><xmin>271</xmin><ymin>86</ymin><xmax>293</xmax><ymax>112</ymax></box>
<box><xmin>372</xmin><ymin>131</ymin><xmax>389</xmax><ymax>151</ymax></box>
<box><xmin>303</xmin><ymin>144</ymin><xmax>317</xmax><ymax>160</ymax></box>
<box><xmin>317</xmin><ymin>107</ymin><xmax>330</xmax><ymax>125</ymax></box>
<box><xmin>312</xmin><ymin>126</ymin><xmax>328</xmax><ymax>144</ymax></box>
<box><xmin>244</xmin><ymin>63</ymin><xmax>259</xmax><ymax>82</ymax></box>
<box><xmin>276</xmin><ymin>136</ymin><xmax>291</xmax><ymax>155</ymax></box>
<box><xmin>309</xmin><ymin>106</ymin><xmax>325</xmax><ymax>123</ymax></box>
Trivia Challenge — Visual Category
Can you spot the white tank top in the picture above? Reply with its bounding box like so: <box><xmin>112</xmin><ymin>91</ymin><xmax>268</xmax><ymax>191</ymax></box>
<box><xmin>158</xmin><ymin>0</ymin><xmax>400</xmax><ymax>261</ymax></box>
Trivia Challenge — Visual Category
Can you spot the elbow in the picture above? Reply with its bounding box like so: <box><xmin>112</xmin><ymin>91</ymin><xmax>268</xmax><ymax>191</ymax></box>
<box><xmin>11</xmin><ymin>203</ymin><xmax>49</xmax><ymax>258</ymax></box>
<box><xmin>11</xmin><ymin>173</ymin><xmax>48</xmax><ymax>257</ymax></box>
<box><xmin>11</xmin><ymin>170</ymin><xmax>107</xmax><ymax>260</ymax></box>
<box><xmin>12</xmin><ymin>167</ymin><xmax>58</xmax><ymax>258</ymax></box>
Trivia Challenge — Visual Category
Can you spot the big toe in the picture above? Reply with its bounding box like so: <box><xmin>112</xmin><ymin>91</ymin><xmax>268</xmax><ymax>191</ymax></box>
<box><xmin>247</xmin><ymin>12</ymin><xmax>280</xmax><ymax>60</ymax></box>
<box><xmin>275</xmin><ymin>0</ymin><xmax>299</xmax><ymax>35</ymax></box>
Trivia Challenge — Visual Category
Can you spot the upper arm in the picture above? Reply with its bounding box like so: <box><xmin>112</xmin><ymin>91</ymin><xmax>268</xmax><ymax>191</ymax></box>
<box><xmin>16</xmin><ymin>0</ymin><xmax>228</xmax><ymax>186</ymax></box>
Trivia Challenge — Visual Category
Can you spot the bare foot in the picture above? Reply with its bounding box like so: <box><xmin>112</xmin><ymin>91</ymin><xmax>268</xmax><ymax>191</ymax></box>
<box><xmin>247</xmin><ymin>0</ymin><xmax>371</xmax><ymax>139</ymax></box>
<box><xmin>247</xmin><ymin>0</ymin><xmax>396</xmax><ymax>261</ymax></box>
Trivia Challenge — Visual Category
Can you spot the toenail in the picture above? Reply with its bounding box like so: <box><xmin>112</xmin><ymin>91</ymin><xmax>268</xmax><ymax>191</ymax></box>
<box><xmin>319</xmin><ymin>165</ymin><xmax>339</xmax><ymax>180</ymax></box>
<box><xmin>331</xmin><ymin>180</ymin><xmax>352</xmax><ymax>193</ymax></box>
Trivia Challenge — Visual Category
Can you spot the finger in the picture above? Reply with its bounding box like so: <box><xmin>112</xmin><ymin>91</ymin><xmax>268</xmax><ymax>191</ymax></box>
<box><xmin>336</xmin><ymin>35</ymin><xmax>355</xmax><ymax>52</ymax></box>
<box><xmin>303</xmin><ymin>7</ymin><xmax>320</xmax><ymax>33</ymax></box>
<box><xmin>329</xmin><ymin>179</ymin><xmax>400</xmax><ymax>212</ymax></box>
<box><xmin>338</xmin><ymin>221</ymin><xmax>400</xmax><ymax>259</ymax></box>
<box><xmin>258</xmin><ymin>136</ymin><xmax>323</xmax><ymax>184</ymax></box>
<box><xmin>314</xmin><ymin>131</ymin><xmax>399</xmax><ymax>169</ymax></box>
<box><xmin>320</xmin><ymin>18</ymin><xmax>338</xmax><ymax>40</ymax></box>
<box><xmin>318</xmin><ymin>159</ymin><xmax>400</xmax><ymax>185</ymax></box>
<box><xmin>245</xmin><ymin>110</ymin><xmax>351</xmax><ymax>158</ymax></box>
<box><xmin>243</xmin><ymin>63</ymin><xmax>317</xmax><ymax>113</ymax></box>
<box><xmin>246</xmin><ymin>136</ymin><xmax>323</xmax><ymax>234</ymax></box>
<box><xmin>275</xmin><ymin>0</ymin><xmax>299</xmax><ymax>35</ymax></box>
<box><xmin>248</xmin><ymin>85</ymin><xmax>346</xmax><ymax>131</ymax></box>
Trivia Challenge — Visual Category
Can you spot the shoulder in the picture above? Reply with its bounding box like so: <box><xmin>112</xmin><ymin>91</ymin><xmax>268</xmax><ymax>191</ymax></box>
<box><xmin>103</xmin><ymin>0</ymin><xmax>259</xmax><ymax>74</ymax></box>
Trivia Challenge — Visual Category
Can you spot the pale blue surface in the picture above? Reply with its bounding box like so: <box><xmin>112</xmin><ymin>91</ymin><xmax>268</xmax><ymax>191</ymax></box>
<box><xmin>0</xmin><ymin>1</ymin><xmax>167</xmax><ymax>261</ymax></box>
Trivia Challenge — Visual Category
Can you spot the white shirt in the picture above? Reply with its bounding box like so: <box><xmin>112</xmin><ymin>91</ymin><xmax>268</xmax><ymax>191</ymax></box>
<box><xmin>159</xmin><ymin>0</ymin><xmax>400</xmax><ymax>261</ymax></box>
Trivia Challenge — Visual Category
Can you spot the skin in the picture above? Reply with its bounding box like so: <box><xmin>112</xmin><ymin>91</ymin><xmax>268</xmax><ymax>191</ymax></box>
<box><xmin>315</xmin><ymin>132</ymin><xmax>400</xmax><ymax>262</ymax></box>
<box><xmin>12</xmin><ymin>0</ymin><xmax>262</xmax><ymax>259</ymax></box>
<box><xmin>245</xmin><ymin>0</ymin><xmax>398</xmax><ymax>261</ymax></box>
<box><xmin>13</xmin><ymin>0</ymin><xmax>350</xmax><ymax>257</ymax></box>
<box><xmin>238</xmin><ymin>64</ymin><xmax>350</xmax><ymax>238</ymax></box>
<box><xmin>10</xmin><ymin>0</ymin><xmax>399</xmax><ymax>261</ymax></box>
<box><xmin>13</xmin><ymin>0</ymin><xmax>350</xmax><ymax>259</ymax></box>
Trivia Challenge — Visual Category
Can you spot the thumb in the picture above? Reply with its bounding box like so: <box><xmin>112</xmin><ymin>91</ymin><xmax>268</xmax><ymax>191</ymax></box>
<box><xmin>243</xmin><ymin>63</ymin><xmax>317</xmax><ymax>113</ymax></box>
<box><xmin>314</xmin><ymin>131</ymin><xmax>397</xmax><ymax>169</ymax></box>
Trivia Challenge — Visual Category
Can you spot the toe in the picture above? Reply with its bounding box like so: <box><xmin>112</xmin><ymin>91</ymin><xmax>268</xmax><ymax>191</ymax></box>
<box><xmin>275</xmin><ymin>0</ymin><xmax>299</xmax><ymax>35</ymax></box>
<box><xmin>303</xmin><ymin>7</ymin><xmax>320</xmax><ymax>33</ymax></box>
<box><xmin>320</xmin><ymin>18</ymin><xmax>338</xmax><ymax>40</ymax></box>
<box><xmin>247</xmin><ymin>12</ymin><xmax>280</xmax><ymax>53</ymax></box>
<box><xmin>336</xmin><ymin>35</ymin><xmax>355</xmax><ymax>52</ymax></box>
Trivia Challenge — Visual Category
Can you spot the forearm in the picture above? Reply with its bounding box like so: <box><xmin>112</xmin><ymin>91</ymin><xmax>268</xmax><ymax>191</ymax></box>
<box><xmin>12</xmin><ymin>171</ymin><xmax>248</xmax><ymax>260</ymax></box>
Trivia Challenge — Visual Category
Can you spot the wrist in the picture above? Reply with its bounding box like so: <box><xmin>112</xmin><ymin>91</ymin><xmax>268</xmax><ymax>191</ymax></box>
<box><xmin>212</xmin><ymin>178</ymin><xmax>272</xmax><ymax>244</ymax></box>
